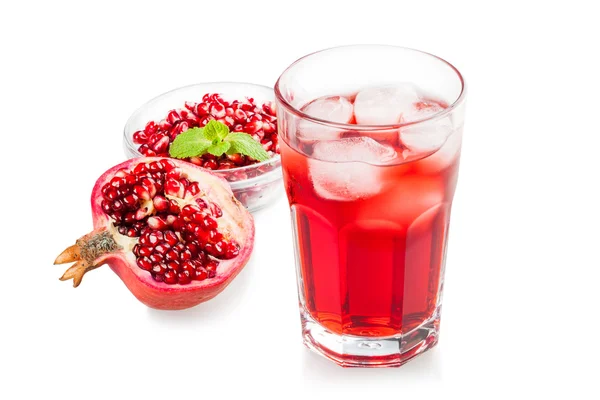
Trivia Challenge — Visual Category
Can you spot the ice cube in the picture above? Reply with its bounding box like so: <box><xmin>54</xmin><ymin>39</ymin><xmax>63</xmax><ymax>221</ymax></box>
<box><xmin>400</xmin><ymin>101</ymin><xmax>453</xmax><ymax>153</ymax></box>
<box><xmin>354</xmin><ymin>84</ymin><xmax>420</xmax><ymax>125</ymax></box>
<box><xmin>297</xmin><ymin>96</ymin><xmax>354</xmax><ymax>141</ymax></box>
<box><xmin>309</xmin><ymin>137</ymin><xmax>396</xmax><ymax>201</ymax></box>
<box><xmin>312</xmin><ymin>136</ymin><xmax>397</xmax><ymax>164</ymax></box>
<box><xmin>417</xmin><ymin>127</ymin><xmax>463</xmax><ymax>174</ymax></box>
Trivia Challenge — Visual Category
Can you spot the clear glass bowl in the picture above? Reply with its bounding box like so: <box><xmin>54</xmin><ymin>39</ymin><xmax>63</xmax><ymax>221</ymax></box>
<box><xmin>123</xmin><ymin>82</ymin><xmax>283</xmax><ymax>212</ymax></box>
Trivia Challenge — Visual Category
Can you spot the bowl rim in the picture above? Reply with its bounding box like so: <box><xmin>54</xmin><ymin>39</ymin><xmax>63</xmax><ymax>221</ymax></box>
<box><xmin>122</xmin><ymin>81</ymin><xmax>282</xmax><ymax>175</ymax></box>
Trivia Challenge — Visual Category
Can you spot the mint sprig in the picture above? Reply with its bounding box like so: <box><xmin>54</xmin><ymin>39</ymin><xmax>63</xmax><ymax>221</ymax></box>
<box><xmin>169</xmin><ymin>120</ymin><xmax>270</xmax><ymax>161</ymax></box>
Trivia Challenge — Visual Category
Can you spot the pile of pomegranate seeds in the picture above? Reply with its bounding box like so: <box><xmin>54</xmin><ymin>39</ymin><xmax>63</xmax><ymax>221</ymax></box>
<box><xmin>100</xmin><ymin>159</ymin><xmax>240</xmax><ymax>284</ymax></box>
<box><xmin>132</xmin><ymin>93</ymin><xmax>279</xmax><ymax>170</ymax></box>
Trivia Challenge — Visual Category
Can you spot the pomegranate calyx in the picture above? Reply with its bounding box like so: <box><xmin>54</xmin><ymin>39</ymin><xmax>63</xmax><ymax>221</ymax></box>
<box><xmin>55</xmin><ymin>229</ymin><xmax>121</xmax><ymax>288</ymax></box>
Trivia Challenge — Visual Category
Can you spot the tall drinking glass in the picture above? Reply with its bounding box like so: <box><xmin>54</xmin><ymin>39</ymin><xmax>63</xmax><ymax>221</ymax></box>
<box><xmin>275</xmin><ymin>45</ymin><xmax>466</xmax><ymax>367</ymax></box>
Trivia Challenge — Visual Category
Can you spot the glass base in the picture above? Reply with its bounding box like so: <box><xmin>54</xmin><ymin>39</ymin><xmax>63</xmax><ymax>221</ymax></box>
<box><xmin>300</xmin><ymin>307</ymin><xmax>441</xmax><ymax>368</ymax></box>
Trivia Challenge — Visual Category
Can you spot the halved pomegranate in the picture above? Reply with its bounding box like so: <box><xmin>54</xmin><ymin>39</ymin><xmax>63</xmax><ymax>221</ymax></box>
<box><xmin>54</xmin><ymin>157</ymin><xmax>254</xmax><ymax>310</ymax></box>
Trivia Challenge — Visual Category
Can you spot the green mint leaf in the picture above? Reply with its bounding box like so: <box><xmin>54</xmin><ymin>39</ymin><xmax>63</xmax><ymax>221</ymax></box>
<box><xmin>225</xmin><ymin>132</ymin><xmax>270</xmax><ymax>162</ymax></box>
<box><xmin>203</xmin><ymin>120</ymin><xmax>230</xmax><ymax>143</ymax></box>
<box><xmin>207</xmin><ymin>141</ymin><xmax>231</xmax><ymax>156</ymax></box>
<box><xmin>169</xmin><ymin>127</ymin><xmax>212</xmax><ymax>158</ymax></box>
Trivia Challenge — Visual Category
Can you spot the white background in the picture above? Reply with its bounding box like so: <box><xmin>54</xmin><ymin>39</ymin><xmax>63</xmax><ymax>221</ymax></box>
<box><xmin>1</xmin><ymin>0</ymin><xmax>599</xmax><ymax>398</ymax></box>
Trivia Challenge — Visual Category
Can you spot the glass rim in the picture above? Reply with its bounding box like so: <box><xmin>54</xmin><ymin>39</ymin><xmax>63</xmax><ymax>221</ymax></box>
<box><xmin>274</xmin><ymin>44</ymin><xmax>467</xmax><ymax>131</ymax></box>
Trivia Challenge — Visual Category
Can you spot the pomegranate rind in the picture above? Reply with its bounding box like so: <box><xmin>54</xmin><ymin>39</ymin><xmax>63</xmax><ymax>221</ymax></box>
<box><xmin>90</xmin><ymin>157</ymin><xmax>255</xmax><ymax>310</ymax></box>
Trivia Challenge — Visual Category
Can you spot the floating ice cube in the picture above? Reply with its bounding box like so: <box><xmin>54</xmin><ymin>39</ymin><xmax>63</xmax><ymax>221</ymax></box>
<box><xmin>297</xmin><ymin>96</ymin><xmax>354</xmax><ymax>141</ymax></box>
<box><xmin>309</xmin><ymin>137</ymin><xmax>396</xmax><ymax>201</ymax></box>
<box><xmin>400</xmin><ymin>101</ymin><xmax>453</xmax><ymax>153</ymax></box>
<box><xmin>354</xmin><ymin>84</ymin><xmax>420</xmax><ymax>125</ymax></box>
<box><xmin>313</xmin><ymin>136</ymin><xmax>397</xmax><ymax>164</ymax></box>
<box><xmin>417</xmin><ymin>127</ymin><xmax>463</xmax><ymax>174</ymax></box>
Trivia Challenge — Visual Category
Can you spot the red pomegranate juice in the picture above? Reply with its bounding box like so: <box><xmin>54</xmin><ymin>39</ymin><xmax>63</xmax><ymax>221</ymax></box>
<box><xmin>281</xmin><ymin>93</ymin><xmax>461</xmax><ymax>337</ymax></box>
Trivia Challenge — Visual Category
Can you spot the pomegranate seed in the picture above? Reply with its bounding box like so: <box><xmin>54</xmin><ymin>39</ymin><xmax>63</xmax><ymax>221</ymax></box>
<box><xmin>173</xmin><ymin>243</ymin><xmax>186</xmax><ymax>252</ymax></box>
<box><xmin>202</xmin><ymin>215</ymin><xmax>218</xmax><ymax>230</ymax></box>
<box><xmin>165</xmin><ymin>178</ymin><xmax>184</xmax><ymax>198</ymax></box>
<box><xmin>223</xmin><ymin>242</ymin><xmax>240</xmax><ymax>259</ymax></box>
<box><xmin>218</xmin><ymin>116</ymin><xmax>235</xmax><ymax>127</ymax></box>
<box><xmin>168</xmin><ymin>200</ymin><xmax>180</xmax><ymax>214</ymax></box>
<box><xmin>104</xmin><ymin>188</ymin><xmax>119</xmax><ymax>201</ymax></box>
<box><xmin>149</xmin><ymin>160</ymin><xmax>164</xmax><ymax>172</ymax></box>
<box><xmin>112</xmin><ymin>199</ymin><xmax>125</xmax><ymax>212</ymax></box>
<box><xmin>189</xmin><ymin>157</ymin><xmax>203</xmax><ymax>166</ymax></box>
<box><xmin>263</xmin><ymin>122</ymin><xmax>276</xmax><ymax>134</ymax></box>
<box><xmin>123</xmin><ymin>212</ymin><xmax>136</xmax><ymax>224</ymax></box>
<box><xmin>163</xmin><ymin>270</ymin><xmax>177</xmax><ymax>284</ymax></box>
<box><xmin>144</xmin><ymin>121</ymin><xmax>158</xmax><ymax>135</ymax></box>
<box><xmin>181</xmin><ymin>204</ymin><xmax>200</xmax><ymax>215</ymax></box>
<box><xmin>133</xmin><ymin>163</ymin><xmax>149</xmax><ymax>174</ymax></box>
<box><xmin>167</xmin><ymin>110</ymin><xmax>181</xmax><ymax>125</ymax></box>
<box><xmin>152</xmin><ymin>263</ymin><xmax>167</xmax><ymax>275</ymax></box>
<box><xmin>101</xmin><ymin>200</ymin><xmax>112</xmax><ymax>213</ymax></box>
<box><xmin>196</xmin><ymin>102</ymin><xmax>210</xmax><ymax>115</ymax></box>
<box><xmin>218</xmin><ymin>162</ymin><xmax>234</xmax><ymax>170</ymax></box>
<box><xmin>164</xmin><ymin>231</ymin><xmax>179</xmax><ymax>246</ymax></box>
<box><xmin>195</xmin><ymin>268</ymin><xmax>208</xmax><ymax>280</ymax></box>
<box><xmin>153</xmin><ymin>195</ymin><xmax>169</xmax><ymax>212</ymax></box>
<box><xmin>149</xmin><ymin>253</ymin><xmax>163</xmax><ymax>264</ymax></box>
<box><xmin>187</xmin><ymin>242</ymin><xmax>200</xmax><ymax>256</ymax></box>
<box><xmin>154</xmin><ymin>243</ymin><xmax>170</xmax><ymax>255</ymax></box>
<box><xmin>182</xmin><ymin>261</ymin><xmax>196</xmax><ymax>276</ymax></box>
<box><xmin>152</xmin><ymin>136</ymin><xmax>170</xmax><ymax>153</ymax></box>
<box><xmin>205</xmin><ymin>260</ymin><xmax>218</xmax><ymax>278</ymax></box>
<box><xmin>165</xmin><ymin>249</ymin><xmax>179</xmax><ymax>262</ymax></box>
<box><xmin>133</xmin><ymin>131</ymin><xmax>148</xmax><ymax>144</ymax></box>
<box><xmin>233</xmin><ymin>109</ymin><xmax>247</xmax><ymax>122</ymax></box>
<box><xmin>137</xmin><ymin>257</ymin><xmax>152</xmax><ymax>271</ymax></box>
<box><xmin>262</xmin><ymin>141</ymin><xmax>273</xmax><ymax>151</ymax></box>
<box><xmin>167</xmin><ymin>261</ymin><xmax>181</xmax><ymax>271</ymax></box>
<box><xmin>139</xmin><ymin>246</ymin><xmax>153</xmax><ymax>257</ymax></box>
<box><xmin>180</xmin><ymin>249</ymin><xmax>193</xmax><ymax>261</ymax></box>
<box><xmin>203</xmin><ymin>159</ymin><xmax>218</xmax><ymax>170</ymax></box>
<box><xmin>186</xmin><ymin>182</ymin><xmax>200</xmax><ymax>196</ymax></box>
<box><xmin>139</xmin><ymin>234</ymin><xmax>150</xmax><ymax>246</ymax></box>
<box><xmin>148</xmin><ymin>231</ymin><xmax>163</xmax><ymax>244</ymax></box>
<box><xmin>210</xmin><ymin>103</ymin><xmax>226</xmax><ymax>118</ymax></box>
<box><xmin>122</xmin><ymin>194</ymin><xmax>138</xmax><ymax>207</ymax></box>
<box><xmin>227</xmin><ymin>153</ymin><xmax>243</xmax><ymax>165</ymax></box>
<box><xmin>135</xmin><ymin>206</ymin><xmax>151</xmax><ymax>220</ymax></box>
<box><xmin>166</xmin><ymin>168</ymin><xmax>182</xmax><ymax>180</ymax></box>
<box><xmin>148</xmin><ymin>133</ymin><xmax>162</xmax><ymax>146</ymax></box>
<box><xmin>244</xmin><ymin>120</ymin><xmax>263</xmax><ymax>134</ymax></box>
<box><xmin>133</xmin><ymin>185</ymin><xmax>150</xmax><ymax>200</ymax></box>
<box><xmin>163</xmin><ymin>160</ymin><xmax>177</xmax><ymax>171</ymax></box>
<box><xmin>158</xmin><ymin>118</ymin><xmax>171</xmax><ymax>130</ymax></box>
<box><xmin>110</xmin><ymin>211</ymin><xmax>124</xmax><ymax>222</ymax></box>
<box><xmin>177</xmin><ymin>271</ymin><xmax>192</xmax><ymax>285</ymax></box>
